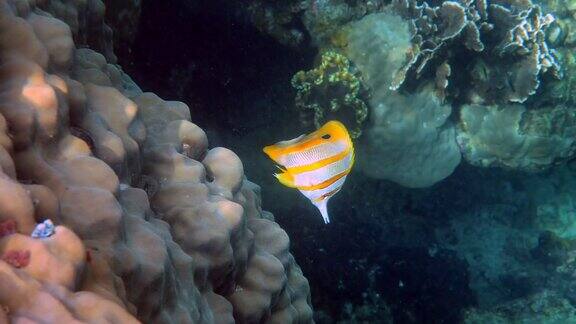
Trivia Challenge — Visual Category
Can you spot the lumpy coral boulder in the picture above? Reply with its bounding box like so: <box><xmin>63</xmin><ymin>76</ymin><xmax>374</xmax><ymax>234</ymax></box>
<box><xmin>341</xmin><ymin>11</ymin><xmax>462</xmax><ymax>188</ymax></box>
<box><xmin>0</xmin><ymin>0</ymin><xmax>313</xmax><ymax>323</ymax></box>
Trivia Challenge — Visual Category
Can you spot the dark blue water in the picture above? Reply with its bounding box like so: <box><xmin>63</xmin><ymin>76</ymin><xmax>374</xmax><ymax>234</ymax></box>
<box><xmin>122</xmin><ymin>0</ymin><xmax>576</xmax><ymax>322</ymax></box>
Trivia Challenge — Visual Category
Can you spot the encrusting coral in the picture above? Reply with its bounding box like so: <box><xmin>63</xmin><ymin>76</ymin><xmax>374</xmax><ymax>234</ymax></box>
<box><xmin>292</xmin><ymin>51</ymin><xmax>368</xmax><ymax>138</ymax></box>
<box><xmin>0</xmin><ymin>0</ymin><xmax>313</xmax><ymax>323</ymax></box>
<box><xmin>457</xmin><ymin>104</ymin><xmax>576</xmax><ymax>171</ymax></box>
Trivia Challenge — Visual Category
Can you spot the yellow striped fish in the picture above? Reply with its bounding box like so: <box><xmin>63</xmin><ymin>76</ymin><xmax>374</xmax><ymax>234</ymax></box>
<box><xmin>263</xmin><ymin>120</ymin><xmax>354</xmax><ymax>223</ymax></box>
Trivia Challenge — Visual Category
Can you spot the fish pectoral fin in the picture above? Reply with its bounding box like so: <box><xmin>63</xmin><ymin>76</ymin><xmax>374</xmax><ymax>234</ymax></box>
<box><xmin>274</xmin><ymin>172</ymin><xmax>297</xmax><ymax>188</ymax></box>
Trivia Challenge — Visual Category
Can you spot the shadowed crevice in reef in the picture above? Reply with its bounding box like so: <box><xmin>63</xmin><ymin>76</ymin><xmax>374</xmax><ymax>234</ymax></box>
<box><xmin>122</xmin><ymin>1</ymin><xmax>481</xmax><ymax>322</ymax></box>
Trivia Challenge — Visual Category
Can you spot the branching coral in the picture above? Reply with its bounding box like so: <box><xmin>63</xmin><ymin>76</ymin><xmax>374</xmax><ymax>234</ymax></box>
<box><xmin>390</xmin><ymin>0</ymin><xmax>560</xmax><ymax>104</ymax></box>
<box><xmin>239</xmin><ymin>0</ymin><xmax>560</xmax><ymax>105</ymax></box>
<box><xmin>292</xmin><ymin>51</ymin><xmax>368</xmax><ymax>138</ymax></box>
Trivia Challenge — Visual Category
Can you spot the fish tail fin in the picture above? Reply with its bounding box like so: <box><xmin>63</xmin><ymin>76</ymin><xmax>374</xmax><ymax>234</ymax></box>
<box><xmin>316</xmin><ymin>199</ymin><xmax>330</xmax><ymax>224</ymax></box>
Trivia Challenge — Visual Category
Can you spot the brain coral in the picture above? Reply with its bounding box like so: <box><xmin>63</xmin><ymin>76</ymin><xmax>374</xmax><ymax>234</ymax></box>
<box><xmin>0</xmin><ymin>0</ymin><xmax>313</xmax><ymax>323</ymax></box>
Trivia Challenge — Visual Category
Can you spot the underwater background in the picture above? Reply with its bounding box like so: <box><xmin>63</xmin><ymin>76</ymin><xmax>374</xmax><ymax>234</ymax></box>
<box><xmin>120</xmin><ymin>0</ymin><xmax>576</xmax><ymax>322</ymax></box>
<box><xmin>2</xmin><ymin>0</ymin><xmax>576</xmax><ymax>322</ymax></box>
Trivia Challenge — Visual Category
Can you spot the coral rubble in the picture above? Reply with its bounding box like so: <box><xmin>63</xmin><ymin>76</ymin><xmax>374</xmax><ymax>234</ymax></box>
<box><xmin>0</xmin><ymin>0</ymin><xmax>313</xmax><ymax>323</ymax></box>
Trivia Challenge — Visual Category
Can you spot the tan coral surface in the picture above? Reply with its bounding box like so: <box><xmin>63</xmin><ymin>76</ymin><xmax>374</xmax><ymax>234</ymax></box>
<box><xmin>0</xmin><ymin>0</ymin><xmax>313</xmax><ymax>323</ymax></box>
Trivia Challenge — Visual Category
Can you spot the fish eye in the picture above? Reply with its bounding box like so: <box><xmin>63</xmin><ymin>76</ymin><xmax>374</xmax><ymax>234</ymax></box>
<box><xmin>322</xmin><ymin>134</ymin><xmax>331</xmax><ymax>140</ymax></box>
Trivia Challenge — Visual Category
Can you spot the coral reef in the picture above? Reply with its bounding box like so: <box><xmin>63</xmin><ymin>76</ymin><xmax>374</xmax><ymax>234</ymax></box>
<box><xmin>301</xmin><ymin>0</ymin><xmax>385</xmax><ymax>48</ymax></box>
<box><xmin>244</xmin><ymin>0</ymin><xmax>560</xmax><ymax>104</ymax></box>
<box><xmin>531</xmin><ymin>230</ymin><xmax>576</xmax><ymax>267</ymax></box>
<box><xmin>238</xmin><ymin>0</ymin><xmax>385</xmax><ymax>48</ymax></box>
<box><xmin>359</xmin><ymin>87</ymin><xmax>461</xmax><ymax>188</ymax></box>
<box><xmin>291</xmin><ymin>51</ymin><xmax>368</xmax><ymax>138</ymax></box>
<box><xmin>200</xmin><ymin>1</ymin><xmax>567</xmax><ymax>184</ymax></box>
<box><xmin>530</xmin><ymin>0</ymin><xmax>576</xmax><ymax>107</ymax></box>
<box><xmin>457</xmin><ymin>104</ymin><xmax>576</xmax><ymax>170</ymax></box>
<box><xmin>435</xmin><ymin>201</ymin><xmax>539</xmax><ymax>307</ymax></box>
<box><xmin>391</xmin><ymin>0</ymin><xmax>560</xmax><ymax>104</ymax></box>
<box><xmin>243</xmin><ymin>0</ymin><xmax>308</xmax><ymax>47</ymax></box>
<box><xmin>464</xmin><ymin>290</ymin><xmax>576</xmax><ymax>323</ymax></box>
<box><xmin>0</xmin><ymin>0</ymin><xmax>313</xmax><ymax>323</ymax></box>
<box><xmin>116</xmin><ymin>2</ymin><xmax>576</xmax><ymax>322</ymax></box>
<box><xmin>426</xmin><ymin>163</ymin><xmax>576</xmax><ymax>319</ymax></box>
<box><xmin>342</xmin><ymin>12</ymin><xmax>461</xmax><ymax>187</ymax></box>
<box><xmin>341</xmin><ymin>11</ymin><xmax>411</xmax><ymax>99</ymax></box>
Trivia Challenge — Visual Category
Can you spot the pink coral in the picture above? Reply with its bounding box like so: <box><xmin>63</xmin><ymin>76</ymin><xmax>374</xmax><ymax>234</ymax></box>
<box><xmin>1</xmin><ymin>250</ymin><xmax>30</xmax><ymax>268</ymax></box>
<box><xmin>0</xmin><ymin>220</ymin><xmax>16</xmax><ymax>238</ymax></box>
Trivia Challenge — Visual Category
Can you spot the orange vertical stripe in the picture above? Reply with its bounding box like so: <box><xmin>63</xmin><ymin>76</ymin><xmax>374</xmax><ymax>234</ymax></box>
<box><xmin>296</xmin><ymin>169</ymin><xmax>350</xmax><ymax>191</ymax></box>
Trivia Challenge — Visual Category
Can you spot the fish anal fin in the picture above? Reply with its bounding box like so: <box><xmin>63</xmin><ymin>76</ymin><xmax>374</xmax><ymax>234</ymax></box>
<box><xmin>275</xmin><ymin>164</ymin><xmax>287</xmax><ymax>172</ymax></box>
<box><xmin>315</xmin><ymin>199</ymin><xmax>330</xmax><ymax>224</ymax></box>
<box><xmin>274</xmin><ymin>172</ymin><xmax>297</xmax><ymax>188</ymax></box>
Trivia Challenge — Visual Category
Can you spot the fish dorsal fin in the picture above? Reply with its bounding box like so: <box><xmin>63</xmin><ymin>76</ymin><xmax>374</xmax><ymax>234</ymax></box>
<box><xmin>315</xmin><ymin>199</ymin><xmax>330</xmax><ymax>224</ymax></box>
<box><xmin>279</xmin><ymin>134</ymin><xmax>306</xmax><ymax>145</ymax></box>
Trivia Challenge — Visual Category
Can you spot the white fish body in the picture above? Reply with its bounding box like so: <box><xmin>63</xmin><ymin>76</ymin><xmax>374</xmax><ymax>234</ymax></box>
<box><xmin>263</xmin><ymin>121</ymin><xmax>354</xmax><ymax>223</ymax></box>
